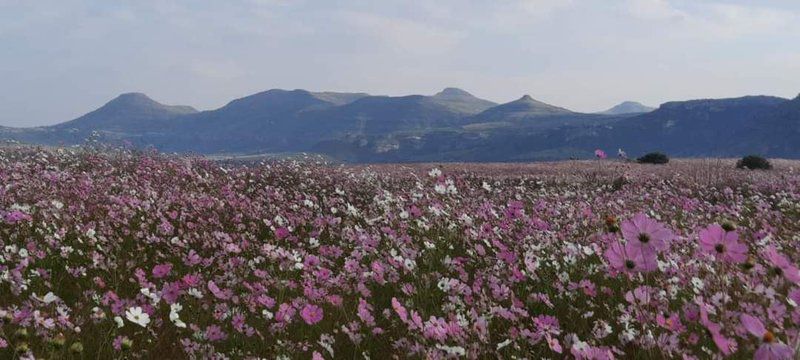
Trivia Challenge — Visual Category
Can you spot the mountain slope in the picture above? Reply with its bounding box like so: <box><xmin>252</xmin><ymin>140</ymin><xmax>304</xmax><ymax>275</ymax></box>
<box><xmin>310</xmin><ymin>92</ymin><xmax>370</xmax><ymax>105</ymax></box>
<box><xmin>428</xmin><ymin>88</ymin><xmax>497</xmax><ymax>114</ymax></box>
<box><xmin>556</xmin><ymin>95</ymin><xmax>791</xmax><ymax>158</ymax></box>
<box><xmin>0</xmin><ymin>93</ymin><xmax>197</xmax><ymax>147</ymax></box>
<box><xmin>474</xmin><ymin>95</ymin><xmax>573</xmax><ymax>121</ymax></box>
<box><xmin>600</xmin><ymin>101</ymin><xmax>654</xmax><ymax>115</ymax></box>
<box><xmin>727</xmin><ymin>94</ymin><xmax>800</xmax><ymax>157</ymax></box>
<box><xmin>54</xmin><ymin>93</ymin><xmax>196</xmax><ymax>132</ymax></box>
<box><xmin>301</xmin><ymin>94</ymin><xmax>467</xmax><ymax>135</ymax></box>
<box><xmin>3</xmin><ymin>89</ymin><xmax>800</xmax><ymax>162</ymax></box>
<box><xmin>155</xmin><ymin>89</ymin><xmax>336</xmax><ymax>153</ymax></box>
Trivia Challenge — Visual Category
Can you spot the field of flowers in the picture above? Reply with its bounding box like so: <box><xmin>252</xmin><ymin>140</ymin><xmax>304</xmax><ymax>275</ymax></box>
<box><xmin>1</xmin><ymin>146</ymin><xmax>800</xmax><ymax>359</ymax></box>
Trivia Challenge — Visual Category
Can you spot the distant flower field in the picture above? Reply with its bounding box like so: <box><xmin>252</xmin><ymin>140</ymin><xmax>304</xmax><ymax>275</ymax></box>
<box><xmin>1</xmin><ymin>146</ymin><xmax>800</xmax><ymax>359</ymax></box>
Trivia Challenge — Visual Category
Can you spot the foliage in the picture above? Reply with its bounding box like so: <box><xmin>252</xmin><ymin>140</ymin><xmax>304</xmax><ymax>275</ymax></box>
<box><xmin>737</xmin><ymin>155</ymin><xmax>772</xmax><ymax>170</ymax></box>
<box><xmin>637</xmin><ymin>152</ymin><xmax>669</xmax><ymax>164</ymax></box>
<box><xmin>0</xmin><ymin>147</ymin><xmax>799</xmax><ymax>358</ymax></box>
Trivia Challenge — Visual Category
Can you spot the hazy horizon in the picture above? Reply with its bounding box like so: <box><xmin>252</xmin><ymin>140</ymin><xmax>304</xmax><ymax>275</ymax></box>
<box><xmin>2</xmin><ymin>0</ymin><xmax>799</xmax><ymax>127</ymax></box>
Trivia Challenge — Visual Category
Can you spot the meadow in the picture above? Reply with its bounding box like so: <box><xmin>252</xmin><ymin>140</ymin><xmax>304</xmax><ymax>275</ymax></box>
<box><xmin>1</xmin><ymin>146</ymin><xmax>799</xmax><ymax>359</ymax></box>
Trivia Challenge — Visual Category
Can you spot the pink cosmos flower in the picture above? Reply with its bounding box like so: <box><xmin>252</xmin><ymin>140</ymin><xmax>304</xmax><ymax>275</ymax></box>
<box><xmin>740</xmin><ymin>314</ymin><xmax>794</xmax><ymax>359</ymax></box>
<box><xmin>699</xmin><ymin>303</ymin><xmax>733</xmax><ymax>355</ymax></box>
<box><xmin>594</xmin><ymin>149</ymin><xmax>607</xmax><ymax>159</ymax></box>
<box><xmin>275</xmin><ymin>227</ymin><xmax>290</xmax><ymax>240</ymax></box>
<box><xmin>621</xmin><ymin>213</ymin><xmax>673</xmax><ymax>252</ymax></box>
<box><xmin>205</xmin><ymin>325</ymin><xmax>227</xmax><ymax>342</ymax></box>
<box><xmin>391</xmin><ymin>297</ymin><xmax>409</xmax><ymax>323</ymax></box>
<box><xmin>764</xmin><ymin>246</ymin><xmax>800</xmax><ymax>284</ymax></box>
<box><xmin>152</xmin><ymin>263</ymin><xmax>173</xmax><ymax>278</ymax></box>
<box><xmin>605</xmin><ymin>241</ymin><xmax>658</xmax><ymax>274</ymax></box>
<box><xmin>698</xmin><ymin>224</ymin><xmax>747</xmax><ymax>263</ymax></box>
<box><xmin>300</xmin><ymin>304</ymin><xmax>324</xmax><ymax>325</ymax></box>
<box><xmin>3</xmin><ymin>210</ymin><xmax>32</xmax><ymax>224</ymax></box>
<box><xmin>161</xmin><ymin>282</ymin><xmax>182</xmax><ymax>304</ymax></box>
<box><xmin>207</xmin><ymin>281</ymin><xmax>230</xmax><ymax>300</ymax></box>
<box><xmin>546</xmin><ymin>334</ymin><xmax>562</xmax><ymax>354</ymax></box>
<box><xmin>357</xmin><ymin>298</ymin><xmax>375</xmax><ymax>327</ymax></box>
<box><xmin>112</xmin><ymin>336</ymin><xmax>126</xmax><ymax>351</ymax></box>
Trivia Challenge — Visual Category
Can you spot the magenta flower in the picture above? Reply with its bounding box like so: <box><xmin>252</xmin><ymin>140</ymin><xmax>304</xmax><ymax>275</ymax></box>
<box><xmin>275</xmin><ymin>227</ymin><xmax>290</xmax><ymax>240</ymax></box>
<box><xmin>391</xmin><ymin>297</ymin><xmax>409</xmax><ymax>323</ymax></box>
<box><xmin>604</xmin><ymin>241</ymin><xmax>657</xmax><ymax>274</ymax></box>
<box><xmin>740</xmin><ymin>314</ymin><xmax>794</xmax><ymax>359</ymax></box>
<box><xmin>765</xmin><ymin>246</ymin><xmax>800</xmax><ymax>284</ymax></box>
<box><xmin>699</xmin><ymin>303</ymin><xmax>733</xmax><ymax>355</ymax></box>
<box><xmin>152</xmin><ymin>263</ymin><xmax>173</xmax><ymax>278</ymax></box>
<box><xmin>3</xmin><ymin>210</ymin><xmax>32</xmax><ymax>224</ymax></box>
<box><xmin>621</xmin><ymin>213</ymin><xmax>673</xmax><ymax>252</ymax></box>
<box><xmin>698</xmin><ymin>224</ymin><xmax>747</xmax><ymax>263</ymax></box>
<box><xmin>205</xmin><ymin>325</ymin><xmax>227</xmax><ymax>342</ymax></box>
<box><xmin>300</xmin><ymin>304</ymin><xmax>324</xmax><ymax>325</ymax></box>
<box><xmin>594</xmin><ymin>149</ymin><xmax>607</xmax><ymax>159</ymax></box>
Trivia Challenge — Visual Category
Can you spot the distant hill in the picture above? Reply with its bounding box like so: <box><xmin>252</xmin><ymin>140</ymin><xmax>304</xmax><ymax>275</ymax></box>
<box><xmin>429</xmin><ymin>88</ymin><xmax>497</xmax><ymax>114</ymax></box>
<box><xmin>310</xmin><ymin>92</ymin><xmax>370</xmax><ymax>105</ymax></box>
<box><xmin>725</xmin><ymin>94</ymin><xmax>800</xmax><ymax>158</ymax></box>
<box><xmin>55</xmin><ymin>93</ymin><xmax>196</xmax><ymax>132</ymax></box>
<box><xmin>599</xmin><ymin>101</ymin><xmax>654</xmax><ymax>115</ymax></box>
<box><xmin>474</xmin><ymin>95</ymin><xmax>573</xmax><ymax>121</ymax></box>
<box><xmin>156</xmin><ymin>89</ymin><xmax>335</xmax><ymax>153</ymax></box>
<box><xmin>1</xmin><ymin>89</ymin><xmax>799</xmax><ymax>162</ymax></box>
<box><xmin>554</xmin><ymin>95</ymin><xmax>794</xmax><ymax>158</ymax></box>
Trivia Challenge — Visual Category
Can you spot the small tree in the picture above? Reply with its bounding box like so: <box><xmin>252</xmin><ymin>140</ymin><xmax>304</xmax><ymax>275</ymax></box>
<box><xmin>736</xmin><ymin>155</ymin><xmax>771</xmax><ymax>170</ymax></box>
<box><xmin>637</xmin><ymin>152</ymin><xmax>669</xmax><ymax>164</ymax></box>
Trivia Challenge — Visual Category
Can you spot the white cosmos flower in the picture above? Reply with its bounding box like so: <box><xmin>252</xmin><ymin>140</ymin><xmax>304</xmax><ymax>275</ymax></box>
<box><xmin>187</xmin><ymin>288</ymin><xmax>203</xmax><ymax>299</ymax></box>
<box><xmin>42</xmin><ymin>292</ymin><xmax>59</xmax><ymax>304</ymax></box>
<box><xmin>482</xmin><ymin>182</ymin><xmax>492</xmax><ymax>191</ymax></box>
<box><xmin>169</xmin><ymin>303</ymin><xmax>187</xmax><ymax>328</ymax></box>
<box><xmin>428</xmin><ymin>168</ymin><xmax>442</xmax><ymax>178</ymax></box>
<box><xmin>125</xmin><ymin>307</ymin><xmax>150</xmax><ymax>327</ymax></box>
<box><xmin>497</xmin><ymin>338</ymin><xmax>512</xmax><ymax>350</ymax></box>
<box><xmin>114</xmin><ymin>316</ymin><xmax>124</xmax><ymax>328</ymax></box>
<box><xmin>262</xmin><ymin>309</ymin><xmax>274</xmax><ymax>320</ymax></box>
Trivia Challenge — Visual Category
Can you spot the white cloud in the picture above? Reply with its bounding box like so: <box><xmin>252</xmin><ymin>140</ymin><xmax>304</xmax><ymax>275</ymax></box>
<box><xmin>338</xmin><ymin>11</ymin><xmax>464</xmax><ymax>56</ymax></box>
<box><xmin>489</xmin><ymin>0</ymin><xmax>575</xmax><ymax>31</ymax></box>
<box><xmin>188</xmin><ymin>59</ymin><xmax>246</xmax><ymax>81</ymax></box>
<box><xmin>624</xmin><ymin>0</ymin><xmax>800</xmax><ymax>39</ymax></box>
<box><xmin>625</xmin><ymin>0</ymin><xmax>685</xmax><ymax>21</ymax></box>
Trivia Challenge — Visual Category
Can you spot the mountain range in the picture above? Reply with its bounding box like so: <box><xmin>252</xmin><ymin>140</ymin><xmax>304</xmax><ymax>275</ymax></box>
<box><xmin>1</xmin><ymin>88</ymin><xmax>798</xmax><ymax>162</ymax></box>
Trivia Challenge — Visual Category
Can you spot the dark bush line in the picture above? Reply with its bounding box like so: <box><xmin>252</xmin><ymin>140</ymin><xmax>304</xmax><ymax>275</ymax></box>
<box><xmin>638</xmin><ymin>152</ymin><xmax>669</xmax><ymax>165</ymax></box>
<box><xmin>737</xmin><ymin>155</ymin><xmax>771</xmax><ymax>170</ymax></box>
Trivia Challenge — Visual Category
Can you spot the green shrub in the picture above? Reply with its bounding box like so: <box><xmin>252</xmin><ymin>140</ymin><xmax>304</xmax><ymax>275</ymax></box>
<box><xmin>736</xmin><ymin>155</ymin><xmax>771</xmax><ymax>170</ymax></box>
<box><xmin>637</xmin><ymin>152</ymin><xmax>669</xmax><ymax>164</ymax></box>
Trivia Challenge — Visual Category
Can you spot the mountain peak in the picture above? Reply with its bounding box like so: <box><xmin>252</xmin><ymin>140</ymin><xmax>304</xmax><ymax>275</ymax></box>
<box><xmin>476</xmin><ymin>94</ymin><xmax>572</xmax><ymax>120</ymax></box>
<box><xmin>435</xmin><ymin>87</ymin><xmax>474</xmax><ymax>98</ymax></box>
<box><xmin>103</xmin><ymin>92</ymin><xmax>197</xmax><ymax>114</ymax></box>
<box><xmin>51</xmin><ymin>92</ymin><xmax>196</xmax><ymax>132</ymax></box>
<box><xmin>107</xmin><ymin>92</ymin><xmax>158</xmax><ymax>106</ymax></box>
<box><xmin>600</xmin><ymin>101</ymin><xmax>654</xmax><ymax>115</ymax></box>
<box><xmin>429</xmin><ymin>88</ymin><xmax>497</xmax><ymax>114</ymax></box>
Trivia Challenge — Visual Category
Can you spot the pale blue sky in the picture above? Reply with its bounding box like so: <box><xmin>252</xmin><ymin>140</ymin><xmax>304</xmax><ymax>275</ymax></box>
<box><xmin>1</xmin><ymin>0</ymin><xmax>798</xmax><ymax>127</ymax></box>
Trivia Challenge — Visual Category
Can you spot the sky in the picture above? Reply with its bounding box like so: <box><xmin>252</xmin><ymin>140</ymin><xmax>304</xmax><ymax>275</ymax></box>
<box><xmin>1</xmin><ymin>0</ymin><xmax>799</xmax><ymax>127</ymax></box>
